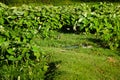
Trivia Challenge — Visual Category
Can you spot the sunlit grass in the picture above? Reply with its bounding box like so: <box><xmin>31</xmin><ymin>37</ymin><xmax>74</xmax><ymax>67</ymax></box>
<box><xmin>35</xmin><ymin>32</ymin><xmax>120</xmax><ymax>80</ymax></box>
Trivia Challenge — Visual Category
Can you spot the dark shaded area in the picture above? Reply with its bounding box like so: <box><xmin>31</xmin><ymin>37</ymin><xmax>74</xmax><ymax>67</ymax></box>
<box><xmin>44</xmin><ymin>61</ymin><xmax>62</xmax><ymax>80</ymax></box>
<box><xmin>87</xmin><ymin>38</ymin><xmax>120</xmax><ymax>56</ymax></box>
<box><xmin>116</xmin><ymin>46</ymin><xmax>120</xmax><ymax>56</ymax></box>
<box><xmin>116</xmin><ymin>51</ymin><xmax>120</xmax><ymax>56</ymax></box>
<box><xmin>60</xmin><ymin>25</ymin><xmax>75</xmax><ymax>33</ymax></box>
<box><xmin>88</xmin><ymin>38</ymin><xmax>109</xmax><ymax>48</ymax></box>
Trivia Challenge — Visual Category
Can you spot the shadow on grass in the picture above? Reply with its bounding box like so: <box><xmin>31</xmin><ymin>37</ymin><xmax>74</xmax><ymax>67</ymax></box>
<box><xmin>44</xmin><ymin>61</ymin><xmax>62</xmax><ymax>80</ymax></box>
<box><xmin>87</xmin><ymin>38</ymin><xmax>108</xmax><ymax>48</ymax></box>
<box><xmin>87</xmin><ymin>38</ymin><xmax>120</xmax><ymax>56</ymax></box>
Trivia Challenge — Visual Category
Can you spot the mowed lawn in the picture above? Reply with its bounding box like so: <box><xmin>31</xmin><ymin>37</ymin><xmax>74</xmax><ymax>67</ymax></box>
<box><xmin>35</xmin><ymin>33</ymin><xmax>120</xmax><ymax>80</ymax></box>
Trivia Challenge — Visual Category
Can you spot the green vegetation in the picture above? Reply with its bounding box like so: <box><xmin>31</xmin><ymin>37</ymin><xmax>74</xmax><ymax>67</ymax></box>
<box><xmin>1</xmin><ymin>2</ymin><xmax>119</xmax><ymax>49</ymax></box>
<box><xmin>0</xmin><ymin>2</ymin><xmax>120</xmax><ymax>80</ymax></box>
<box><xmin>43</xmin><ymin>33</ymin><xmax>120</xmax><ymax>80</ymax></box>
<box><xmin>1</xmin><ymin>0</ymin><xmax>120</xmax><ymax>6</ymax></box>
<box><xmin>0</xmin><ymin>0</ymin><xmax>72</xmax><ymax>6</ymax></box>
<box><xmin>22</xmin><ymin>32</ymin><xmax>120</xmax><ymax>80</ymax></box>
<box><xmin>0</xmin><ymin>3</ymin><xmax>48</xmax><ymax>80</ymax></box>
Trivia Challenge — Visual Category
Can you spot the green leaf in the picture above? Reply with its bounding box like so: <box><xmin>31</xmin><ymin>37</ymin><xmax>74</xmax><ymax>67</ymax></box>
<box><xmin>7</xmin><ymin>49</ymin><xmax>15</xmax><ymax>55</ymax></box>
<box><xmin>16</xmin><ymin>55</ymin><xmax>22</xmax><ymax>61</ymax></box>
<box><xmin>43</xmin><ymin>65</ymin><xmax>48</xmax><ymax>71</ymax></box>
<box><xmin>34</xmin><ymin>52</ymin><xmax>40</xmax><ymax>60</ymax></box>
<box><xmin>0</xmin><ymin>18</ymin><xmax>4</xmax><ymax>25</ymax></box>
<box><xmin>7</xmin><ymin>55</ymin><xmax>16</xmax><ymax>61</ymax></box>
<box><xmin>24</xmin><ymin>11</ymin><xmax>29</xmax><ymax>17</ymax></box>
<box><xmin>32</xmin><ymin>46</ymin><xmax>39</xmax><ymax>52</ymax></box>
<box><xmin>0</xmin><ymin>37</ymin><xmax>5</xmax><ymax>46</ymax></box>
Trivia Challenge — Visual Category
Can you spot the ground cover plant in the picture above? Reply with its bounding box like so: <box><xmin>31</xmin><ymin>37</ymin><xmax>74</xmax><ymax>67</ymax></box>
<box><xmin>0</xmin><ymin>2</ymin><xmax>120</xmax><ymax>80</ymax></box>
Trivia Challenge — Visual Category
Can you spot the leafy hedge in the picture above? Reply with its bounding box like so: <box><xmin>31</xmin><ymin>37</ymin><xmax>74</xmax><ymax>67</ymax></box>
<box><xmin>0</xmin><ymin>2</ymin><xmax>120</xmax><ymax>79</ymax></box>
<box><xmin>1</xmin><ymin>2</ymin><xmax>119</xmax><ymax>50</ymax></box>
<box><xmin>74</xmin><ymin>3</ymin><xmax>120</xmax><ymax>50</ymax></box>
<box><xmin>0</xmin><ymin>3</ymin><xmax>48</xmax><ymax>80</ymax></box>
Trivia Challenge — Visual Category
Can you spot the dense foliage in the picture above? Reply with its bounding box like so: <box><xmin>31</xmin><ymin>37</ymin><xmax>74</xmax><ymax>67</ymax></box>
<box><xmin>0</xmin><ymin>0</ymin><xmax>119</xmax><ymax>5</ymax></box>
<box><xmin>0</xmin><ymin>2</ymin><xmax>120</xmax><ymax>79</ymax></box>
<box><xmin>0</xmin><ymin>3</ymin><xmax>48</xmax><ymax>80</ymax></box>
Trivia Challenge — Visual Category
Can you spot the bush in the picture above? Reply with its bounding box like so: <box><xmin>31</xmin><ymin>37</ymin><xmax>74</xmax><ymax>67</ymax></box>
<box><xmin>0</xmin><ymin>3</ymin><xmax>48</xmax><ymax>79</ymax></box>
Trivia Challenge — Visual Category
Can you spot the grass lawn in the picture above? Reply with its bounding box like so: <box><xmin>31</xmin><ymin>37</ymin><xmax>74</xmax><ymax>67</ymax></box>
<box><xmin>34</xmin><ymin>32</ymin><xmax>120</xmax><ymax>80</ymax></box>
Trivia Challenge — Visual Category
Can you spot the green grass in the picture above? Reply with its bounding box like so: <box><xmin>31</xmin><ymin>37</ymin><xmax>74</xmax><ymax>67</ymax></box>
<box><xmin>1</xmin><ymin>30</ymin><xmax>120</xmax><ymax>79</ymax></box>
<box><xmin>34</xmin><ymin>32</ymin><xmax>120</xmax><ymax>80</ymax></box>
